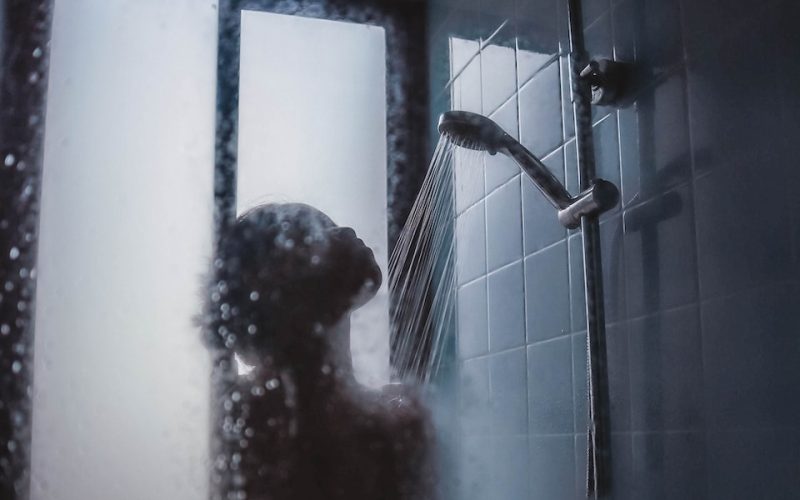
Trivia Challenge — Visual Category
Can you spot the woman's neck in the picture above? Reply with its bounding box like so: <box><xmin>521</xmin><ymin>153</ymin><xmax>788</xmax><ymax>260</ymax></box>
<box><xmin>284</xmin><ymin>315</ymin><xmax>357</xmax><ymax>402</ymax></box>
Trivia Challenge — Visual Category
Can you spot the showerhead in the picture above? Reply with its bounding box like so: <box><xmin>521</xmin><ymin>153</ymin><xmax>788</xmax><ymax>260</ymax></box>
<box><xmin>438</xmin><ymin>111</ymin><xmax>511</xmax><ymax>154</ymax></box>
<box><xmin>439</xmin><ymin>110</ymin><xmax>620</xmax><ymax>227</ymax></box>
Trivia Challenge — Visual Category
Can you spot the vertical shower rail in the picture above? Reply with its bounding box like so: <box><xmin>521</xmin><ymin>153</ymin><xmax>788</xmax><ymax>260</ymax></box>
<box><xmin>566</xmin><ymin>0</ymin><xmax>612</xmax><ymax>497</ymax></box>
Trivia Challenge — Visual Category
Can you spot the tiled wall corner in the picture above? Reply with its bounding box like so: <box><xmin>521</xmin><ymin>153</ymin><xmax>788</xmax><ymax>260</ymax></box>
<box><xmin>429</xmin><ymin>0</ymin><xmax>800</xmax><ymax>497</ymax></box>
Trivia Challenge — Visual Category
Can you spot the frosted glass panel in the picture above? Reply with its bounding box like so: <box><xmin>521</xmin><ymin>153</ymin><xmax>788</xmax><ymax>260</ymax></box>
<box><xmin>30</xmin><ymin>1</ymin><xmax>217</xmax><ymax>499</ymax></box>
<box><xmin>237</xmin><ymin>11</ymin><xmax>389</xmax><ymax>386</ymax></box>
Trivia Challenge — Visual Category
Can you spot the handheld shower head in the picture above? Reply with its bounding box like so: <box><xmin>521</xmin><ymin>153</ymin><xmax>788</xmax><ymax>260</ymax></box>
<box><xmin>439</xmin><ymin>110</ymin><xmax>619</xmax><ymax>228</ymax></box>
<box><xmin>438</xmin><ymin>111</ymin><xmax>511</xmax><ymax>155</ymax></box>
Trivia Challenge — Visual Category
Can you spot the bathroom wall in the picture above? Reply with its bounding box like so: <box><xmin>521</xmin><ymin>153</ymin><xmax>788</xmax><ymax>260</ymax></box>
<box><xmin>430</xmin><ymin>0</ymin><xmax>800</xmax><ymax>498</ymax></box>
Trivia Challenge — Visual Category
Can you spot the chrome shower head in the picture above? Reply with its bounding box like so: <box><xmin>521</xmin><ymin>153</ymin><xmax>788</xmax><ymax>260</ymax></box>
<box><xmin>438</xmin><ymin>110</ymin><xmax>510</xmax><ymax>154</ymax></box>
<box><xmin>438</xmin><ymin>110</ymin><xmax>620</xmax><ymax>228</ymax></box>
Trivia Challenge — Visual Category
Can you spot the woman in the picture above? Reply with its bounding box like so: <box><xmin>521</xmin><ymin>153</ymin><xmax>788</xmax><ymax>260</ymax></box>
<box><xmin>205</xmin><ymin>203</ymin><xmax>435</xmax><ymax>500</ymax></box>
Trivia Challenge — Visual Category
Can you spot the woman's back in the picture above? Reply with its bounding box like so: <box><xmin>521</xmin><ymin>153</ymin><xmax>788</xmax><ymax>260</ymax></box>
<box><xmin>240</xmin><ymin>368</ymin><xmax>434</xmax><ymax>500</ymax></box>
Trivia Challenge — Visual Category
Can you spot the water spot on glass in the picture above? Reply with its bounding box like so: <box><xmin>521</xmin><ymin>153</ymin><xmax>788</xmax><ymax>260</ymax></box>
<box><xmin>249</xmin><ymin>291</ymin><xmax>259</xmax><ymax>301</ymax></box>
<box><xmin>265</xmin><ymin>378</ymin><xmax>280</xmax><ymax>390</ymax></box>
<box><xmin>247</xmin><ymin>324</ymin><xmax>257</xmax><ymax>335</ymax></box>
<box><xmin>4</xmin><ymin>154</ymin><xmax>15</xmax><ymax>167</ymax></box>
<box><xmin>321</xmin><ymin>364</ymin><xmax>331</xmax><ymax>375</ymax></box>
<box><xmin>231</xmin><ymin>391</ymin><xmax>241</xmax><ymax>402</ymax></box>
<box><xmin>4</xmin><ymin>281</ymin><xmax>14</xmax><ymax>292</ymax></box>
<box><xmin>7</xmin><ymin>440</ymin><xmax>16</xmax><ymax>452</ymax></box>
<box><xmin>9</xmin><ymin>247</ymin><xmax>20</xmax><ymax>260</ymax></box>
<box><xmin>310</xmin><ymin>254</ymin><xmax>321</xmax><ymax>265</ymax></box>
<box><xmin>250</xmin><ymin>386</ymin><xmax>265</xmax><ymax>397</ymax></box>
<box><xmin>32</xmin><ymin>47</ymin><xmax>42</xmax><ymax>58</ymax></box>
<box><xmin>28</xmin><ymin>72</ymin><xmax>39</xmax><ymax>84</ymax></box>
<box><xmin>11</xmin><ymin>361</ymin><xmax>22</xmax><ymax>374</ymax></box>
<box><xmin>17</xmin><ymin>301</ymin><xmax>26</xmax><ymax>312</ymax></box>
<box><xmin>0</xmin><ymin>324</ymin><xmax>10</xmax><ymax>336</ymax></box>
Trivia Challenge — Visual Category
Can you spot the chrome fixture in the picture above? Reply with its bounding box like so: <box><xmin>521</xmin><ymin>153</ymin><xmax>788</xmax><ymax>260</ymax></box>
<box><xmin>438</xmin><ymin>110</ymin><xmax>619</xmax><ymax>229</ymax></box>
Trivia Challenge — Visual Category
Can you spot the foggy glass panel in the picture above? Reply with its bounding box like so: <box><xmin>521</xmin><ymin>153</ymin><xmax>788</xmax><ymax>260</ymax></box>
<box><xmin>29</xmin><ymin>1</ymin><xmax>217</xmax><ymax>499</ymax></box>
<box><xmin>237</xmin><ymin>11</ymin><xmax>389</xmax><ymax>387</ymax></box>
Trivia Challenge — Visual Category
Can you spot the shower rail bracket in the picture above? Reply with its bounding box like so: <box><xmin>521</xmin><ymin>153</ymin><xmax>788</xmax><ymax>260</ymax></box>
<box><xmin>580</xmin><ymin>59</ymin><xmax>630</xmax><ymax>107</ymax></box>
<box><xmin>557</xmin><ymin>179</ymin><xmax>619</xmax><ymax>229</ymax></box>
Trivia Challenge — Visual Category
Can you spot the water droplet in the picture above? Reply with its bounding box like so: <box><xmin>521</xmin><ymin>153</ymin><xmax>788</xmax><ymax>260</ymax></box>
<box><xmin>247</xmin><ymin>324</ymin><xmax>257</xmax><ymax>335</ymax></box>
<box><xmin>4</xmin><ymin>154</ymin><xmax>15</xmax><ymax>167</ymax></box>
<box><xmin>249</xmin><ymin>291</ymin><xmax>259</xmax><ymax>301</ymax></box>
<box><xmin>231</xmin><ymin>391</ymin><xmax>241</xmax><ymax>402</ymax></box>
<box><xmin>32</xmin><ymin>47</ymin><xmax>42</xmax><ymax>58</ymax></box>
<box><xmin>9</xmin><ymin>247</ymin><xmax>19</xmax><ymax>260</ymax></box>
<box><xmin>7</xmin><ymin>440</ymin><xmax>16</xmax><ymax>452</ymax></box>
<box><xmin>28</xmin><ymin>72</ymin><xmax>39</xmax><ymax>84</ymax></box>
<box><xmin>311</xmin><ymin>255</ymin><xmax>321</xmax><ymax>265</ymax></box>
<box><xmin>4</xmin><ymin>282</ymin><xmax>14</xmax><ymax>292</ymax></box>
<box><xmin>0</xmin><ymin>324</ymin><xmax>9</xmax><ymax>335</ymax></box>
<box><xmin>250</xmin><ymin>386</ymin><xmax>265</xmax><ymax>396</ymax></box>
<box><xmin>11</xmin><ymin>361</ymin><xmax>22</xmax><ymax>374</ymax></box>
<box><xmin>321</xmin><ymin>364</ymin><xmax>331</xmax><ymax>375</ymax></box>
<box><xmin>265</xmin><ymin>378</ymin><xmax>280</xmax><ymax>390</ymax></box>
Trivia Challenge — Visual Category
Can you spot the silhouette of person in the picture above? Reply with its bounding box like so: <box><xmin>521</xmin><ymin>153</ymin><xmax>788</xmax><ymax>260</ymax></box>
<box><xmin>206</xmin><ymin>203</ymin><xmax>435</xmax><ymax>500</ymax></box>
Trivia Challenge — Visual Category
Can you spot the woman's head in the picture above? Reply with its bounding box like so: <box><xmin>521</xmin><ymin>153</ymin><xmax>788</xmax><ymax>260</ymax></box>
<box><xmin>206</xmin><ymin>203</ymin><xmax>382</xmax><ymax>365</ymax></box>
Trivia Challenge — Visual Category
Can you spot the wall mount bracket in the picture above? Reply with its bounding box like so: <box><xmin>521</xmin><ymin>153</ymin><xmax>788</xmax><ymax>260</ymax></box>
<box><xmin>580</xmin><ymin>59</ymin><xmax>630</xmax><ymax>107</ymax></box>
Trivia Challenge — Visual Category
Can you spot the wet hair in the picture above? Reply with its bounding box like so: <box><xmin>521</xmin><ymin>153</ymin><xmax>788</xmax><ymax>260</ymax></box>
<box><xmin>204</xmin><ymin>203</ymin><xmax>381</xmax><ymax>362</ymax></box>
